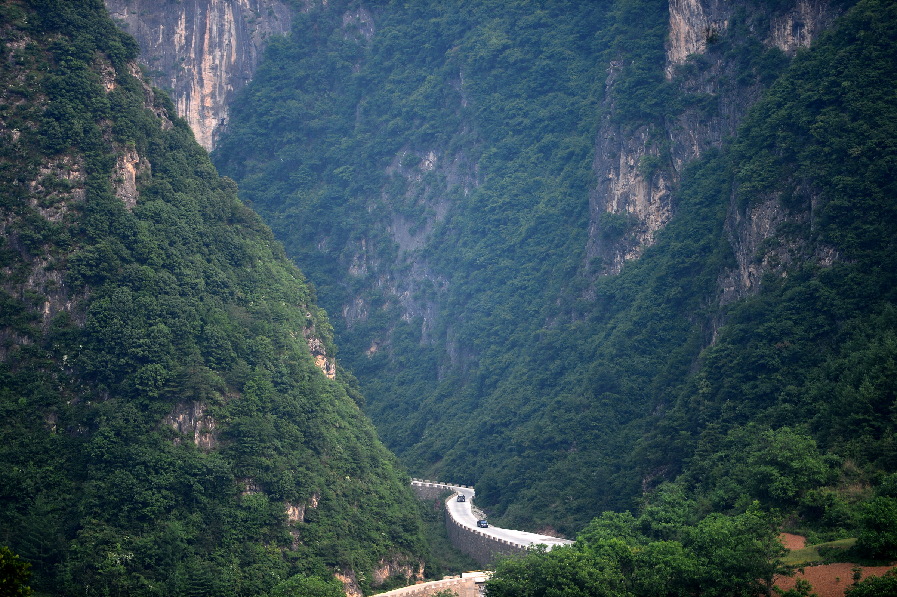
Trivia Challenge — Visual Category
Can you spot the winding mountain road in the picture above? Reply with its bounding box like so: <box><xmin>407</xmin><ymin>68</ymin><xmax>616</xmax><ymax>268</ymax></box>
<box><xmin>445</xmin><ymin>486</ymin><xmax>573</xmax><ymax>550</ymax></box>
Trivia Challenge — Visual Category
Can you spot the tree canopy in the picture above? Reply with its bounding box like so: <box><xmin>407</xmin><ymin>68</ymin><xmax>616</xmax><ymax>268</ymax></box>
<box><xmin>0</xmin><ymin>1</ymin><xmax>428</xmax><ymax>594</ymax></box>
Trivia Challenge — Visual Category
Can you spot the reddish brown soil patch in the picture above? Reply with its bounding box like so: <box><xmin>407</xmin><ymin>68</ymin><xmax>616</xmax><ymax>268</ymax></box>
<box><xmin>775</xmin><ymin>564</ymin><xmax>895</xmax><ymax>597</ymax></box>
<box><xmin>780</xmin><ymin>533</ymin><xmax>807</xmax><ymax>550</ymax></box>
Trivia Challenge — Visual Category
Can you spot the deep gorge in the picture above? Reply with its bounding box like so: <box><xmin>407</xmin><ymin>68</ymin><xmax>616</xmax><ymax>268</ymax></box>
<box><xmin>2</xmin><ymin>0</ymin><xmax>897</xmax><ymax>595</ymax></box>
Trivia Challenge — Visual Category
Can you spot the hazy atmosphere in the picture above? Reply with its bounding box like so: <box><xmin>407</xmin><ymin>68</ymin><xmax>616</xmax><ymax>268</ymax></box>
<box><xmin>1</xmin><ymin>0</ymin><xmax>896</xmax><ymax>595</ymax></box>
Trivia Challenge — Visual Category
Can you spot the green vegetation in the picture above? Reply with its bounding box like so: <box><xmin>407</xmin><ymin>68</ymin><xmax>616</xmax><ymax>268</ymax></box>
<box><xmin>0</xmin><ymin>1</ymin><xmax>428</xmax><ymax>594</ymax></box>
<box><xmin>471</xmin><ymin>0</ymin><xmax>897</xmax><ymax>589</ymax></box>
<box><xmin>212</xmin><ymin>0</ymin><xmax>657</xmax><ymax>523</ymax></box>
<box><xmin>781</xmin><ymin>538</ymin><xmax>856</xmax><ymax>566</ymax></box>
<box><xmin>214</xmin><ymin>0</ymin><xmax>897</xmax><ymax>584</ymax></box>
<box><xmin>5</xmin><ymin>0</ymin><xmax>896</xmax><ymax>593</ymax></box>
<box><xmin>486</xmin><ymin>500</ymin><xmax>789</xmax><ymax>597</ymax></box>
<box><xmin>416</xmin><ymin>493</ymin><xmax>480</xmax><ymax>578</ymax></box>
<box><xmin>0</xmin><ymin>546</ymin><xmax>33</xmax><ymax>597</ymax></box>
<box><xmin>212</xmin><ymin>0</ymin><xmax>803</xmax><ymax>530</ymax></box>
<box><xmin>845</xmin><ymin>571</ymin><xmax>897</xmax><ymax>597</ymax></box>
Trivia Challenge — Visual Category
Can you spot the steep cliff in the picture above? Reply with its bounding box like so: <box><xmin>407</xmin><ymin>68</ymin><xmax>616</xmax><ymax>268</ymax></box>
<box><xmin>205</xmin><ymin>0</ymin><xmax>897</xmax><ymax>539</ymax></box>
<box><xmin>104</xmin><ymin>0</ymin><xmax>292</xmax><ymax>150</ymax></box>
<box><xmin>585</xmin><ymin>0</ymin><xmax>845</xmax><ymax>276</ymax></box>
<box><xmin>108</xmin><ymin>0</ymin><xmax>852</xmax><ymax>371</ymax></box>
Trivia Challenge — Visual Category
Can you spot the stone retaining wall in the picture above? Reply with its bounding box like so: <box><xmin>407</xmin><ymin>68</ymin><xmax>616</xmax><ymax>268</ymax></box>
<box><xmin>373</xmin><ymin>576</ymin><xmax>479</xmax><ymax>597</ymax></box>
<box><xmin>410</xmin><ymin>479</ymin><xmax>472</xmax><ymax>501</ymax></box>
<box><xmin>409</xmin><ymin>479</ymin><xmax>535</xmax><ymax>566</ymax></box>
<box><xmin>444</xmin><ymin>508</ymin><xmax>527</xmax><ymax>567</ymax></box>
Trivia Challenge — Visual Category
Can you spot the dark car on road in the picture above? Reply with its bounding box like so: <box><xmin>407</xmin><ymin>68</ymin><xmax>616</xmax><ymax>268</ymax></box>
<box><xmin>477</xmin><ymin>519</ymin><xmax>488</xmax><ymax>528</ymax></box>
<box><xmin>457</xmin><ymin>494</ymin><xmax>466</xmax><ymax>502</ymax></box>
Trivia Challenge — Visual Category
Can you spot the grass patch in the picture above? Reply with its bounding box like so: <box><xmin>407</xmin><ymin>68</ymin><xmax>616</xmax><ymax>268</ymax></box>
<box><xmin>783</xmin><ymin>538</ymin><xmax>857</xmax><ymax>566</ymax></box>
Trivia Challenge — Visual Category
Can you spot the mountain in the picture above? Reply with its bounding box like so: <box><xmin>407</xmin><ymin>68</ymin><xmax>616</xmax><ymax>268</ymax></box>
<box><xmin>0</xmin><ymin>1</ymin><xmax>428</xmax><ymax>595</ymax></box>
<box><xmin>105</xmin><ymin>0</ymin><xmax>897</xmax><ymax>566</ymax></box>
<box><xmin>205</xmin><ymin>0</ymin><xmax>896</xmax><ymax>537</ymax></box>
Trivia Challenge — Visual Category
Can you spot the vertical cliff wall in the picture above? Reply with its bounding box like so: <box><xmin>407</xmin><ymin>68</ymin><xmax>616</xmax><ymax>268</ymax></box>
<box><xmin>104</xmin><ymin>0</ymin><xmax>292</xmax><ymax>150</ymax></box>
<box><xmin>585</xmin><ymin>0</ymin><xmax>844</xmax><ymax>277</ymax></box>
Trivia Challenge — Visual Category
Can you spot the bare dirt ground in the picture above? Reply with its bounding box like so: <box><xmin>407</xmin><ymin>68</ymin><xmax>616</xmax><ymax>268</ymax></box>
<box><xmin>774</xmin><ymin>534</ymin><xmax>895</xmax><ymax>597</ymax></box>
<box><xmin>780</xmin><ymin>533</ymin><xmax>807</xmax><ymax>550</ymax></box>
<box><xmin>775</xmin><ymin>563</ymin><xmax>894</xmax><ymax>597</ymax></box>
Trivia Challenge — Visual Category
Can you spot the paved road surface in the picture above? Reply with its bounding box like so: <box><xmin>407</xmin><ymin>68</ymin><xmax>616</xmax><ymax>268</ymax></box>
<box><xmin>445</xmin><ymin>486</ymin><xmax>573</xmax><ymax>549</ymax></box>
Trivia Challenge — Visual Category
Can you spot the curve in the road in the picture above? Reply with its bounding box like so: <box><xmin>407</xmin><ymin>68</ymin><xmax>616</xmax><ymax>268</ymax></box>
<box><xmin>444</xmin><ymin>485</ymin><xmax>573</xmax><ymax>550</ymax></box>
<box><xmin>411</xmin><ymin>479</ymin><xmax>573</xmax><ymax>565</ymax></box>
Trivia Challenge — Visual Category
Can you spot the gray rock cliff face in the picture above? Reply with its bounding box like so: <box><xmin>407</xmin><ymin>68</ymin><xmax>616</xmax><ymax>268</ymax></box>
<box><xmin>586</xmin><ymin>0</ymin><xmax>843</xmax><ymax>280</ymax></box>
<box><xmin>105</xmin><ymin>0</ymin><xmax>292</xmax><ymax>150</ymax></box>
<box><xmin>108</xmin><ymin>0</ymin><xmax>846</xmax><ymax>332</ymax></box>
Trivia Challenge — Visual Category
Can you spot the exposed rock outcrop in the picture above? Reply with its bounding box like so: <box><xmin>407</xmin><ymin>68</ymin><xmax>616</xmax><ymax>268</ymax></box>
<box><xmin>113</xmin><ymin>146</ymin><xmax>149</xmax><ymax>210</ymax></box>
<box><xmin>0</xmin><ymin>43</ymin><xmax>162</xmax><ymax>346</ymax></box>
<box><xmin>339</xmin><ymin>144</ymin><xmax>468</xmax><ymax>358</ymax></box>
<box><xmin>307</xmin><ymin>335</ymin><xmax>336</xmax><ymax>379</ymax></box>
<box><xmin>285</xmin><ymin>502</ymin><xmax>306</xmax><ymax>523</ymax></box>
<box><xmin>105</xmin><ymin>0</ymin><xmax>292</xmax><ymax>150</ymax></box>
<box><xmin>372</xmin><ymin>558</ymin><xmax>425</xmax><ymax>586</ymax></box>
<box><xmin>666</xmin><ymin>0</ymin><xmax>730</xmax><ymax>78</ymax></box>
<box><xmin>667</xmin><ymin>0</ymin><xmax>839</xmax><ymax>74</ymax></box>
<box><xmin>586</xmin><ymin>0</ymin><xmax>844</xmax><ymax>278</ymax></box>
<box><xmin>164</xmin><ymin>400</ymin><xmax>219</xmax><ymax>449</ymax></box>
<box><xmin>335</xmin><ymin>570</ymin><xmax>364</xmax><ymax>597</ymax></box>
<box><xmin>302</xmin><ymin>316</ymin><xmax>337</xmax><ymax>379</ymax></box>
<box><xmin>335</xmin><ymin>558</ymin><xmax>424</xmax><ymax>597</ymax></box>
<box><xmin>718</xmin><ymin>188</ymin><xmax>839</xmax><ymax>307</ymax></box>
<box><xmin>768</xmin><ymin>0</ymin><xmax>840</xmax><ymax>55</ymax></box>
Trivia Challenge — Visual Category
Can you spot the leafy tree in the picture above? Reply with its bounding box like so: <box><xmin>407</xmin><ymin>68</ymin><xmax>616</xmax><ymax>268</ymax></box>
<box><xmin>855</xmin><ymin>498</ymin><xmax>897</xmax><ymax>560</ymax></box>
<box><xmin>0</xmin><ymin>547</ymin><xmax>32</xmax><ymax>597</ymax></box>
<box><xmin>269</xmin><ymin>574</ymin><xmax>346</xmax><ymax>597</ymax></box>
<box><xmin>0</xmin><ymin>1</ymin><xmax>429</xmax><ymax>594</ymax></box>
<box><xmin>774</xmin><ymin>579</ymin><xmax>818</xmax><ymax>597</ymax></box>
<box><xmin>485</xmin><ymin>546</ymin><xmax>628</xmax><ymax>597</ymax></box>
<box><xmin>487</xmin><ymin>500</ymin><xmax>790</xmax><ymax>597</ymax></box>
<box><xmin>845</xmin><ymin>570</ymin><xmax>897</xmax><ymax>597</ymax></box>
<box><xmin>685</xmin><ymin>506</ymin><xmax>789</xmax><ymax>597</ymax></box>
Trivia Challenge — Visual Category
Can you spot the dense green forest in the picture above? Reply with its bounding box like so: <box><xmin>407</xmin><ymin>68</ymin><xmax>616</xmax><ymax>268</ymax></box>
<box><xmin>3</xmin><ymin>0</ymin><xmax>897</xmax><ymax>593</ymax></box>
<box><xmin>212</xmin><ymin>0</ymin><xmax>656</xmax><ymax>522</ymax></box>
<box><xmin>213</xmin><ymin>0</ymin><xmax>897</xmax><ymax>569</ymax></box>
<box><xmin>0</xmin><ymin>1</ymin><xmax>430</xmax><ymax>595</ymax></box>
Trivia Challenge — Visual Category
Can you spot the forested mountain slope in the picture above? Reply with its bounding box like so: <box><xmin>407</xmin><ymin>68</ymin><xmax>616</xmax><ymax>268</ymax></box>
<box><xmin>211</xmin><ymin>0</ymin><xmax>897</xmax><ymax>542</ymax></box>
<box><xmin>211</xmin><ymin>0</ymin><xmax>677</xmax><ymax>523</ymax></box>
<box><xmin>0</xmin><ymin>1</ymin><xmax>427</xmax><ymax>595</ymax></box>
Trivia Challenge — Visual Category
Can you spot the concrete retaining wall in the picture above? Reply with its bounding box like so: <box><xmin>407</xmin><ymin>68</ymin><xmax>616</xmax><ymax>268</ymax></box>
<box><xmin>373</xmin><ymin>576</ymin><xmax>480</xmax><ymax>597</ymax></box>
<box><xmin>410</xmin><ymin>479</ymin><xmax>473</xmax><ymax>501</ymax></box>
<box><xmin>444</xmin><ymin>508</ymin><xmax>527</xmax><ymax>567</ymax></box>
<box><xmin>409</xmin><ymin>479</ymin><xmax>529</xmax><ymax>566</ymax></box>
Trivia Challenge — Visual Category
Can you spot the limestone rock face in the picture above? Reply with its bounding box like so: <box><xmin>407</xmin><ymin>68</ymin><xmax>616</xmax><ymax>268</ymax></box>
<box><xmin>306</xmin><ymin>335</ymin><xmax>336</xmax><ymax>379</ymax></box>
<box><xmin>113</xmin><ymin>146</ymin><xmax>148</xmax><ymax>211</ymax></box>
<box><xmin>586</xmin><ymin>0</ymin><xmax>843</xmax><ymax>278</ymax></box>
<box><xmin>164</xmin><ymin>401</ymin><xmax>219</xmax><ymax>449</ymax></box>
<box><xmin>105</xmin><ymin>0</ymin><xmax>292</xmax><ymax>150</ymax></box>
<box><xmin>768</xmin><ymin>0</ymin><xmax>839</xmax><ymax>55</ymax></box>
<box><xmin>667</xmin><ymin>0</ymin><xmax>837</xmax><ymax>75</ymax></box>
<box><xmin>666</xmin><ymin>0</ymin><xmax>730</xmax><ymax>78</ymax></box>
